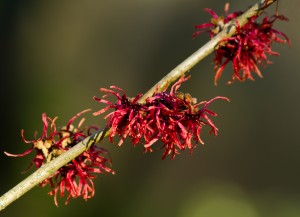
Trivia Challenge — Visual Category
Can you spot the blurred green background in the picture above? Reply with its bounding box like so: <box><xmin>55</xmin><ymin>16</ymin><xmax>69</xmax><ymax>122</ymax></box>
<box><xmin>1</xmin><ymin>0</ymin><xmax>299</xmax><ymax>216</ymax></box>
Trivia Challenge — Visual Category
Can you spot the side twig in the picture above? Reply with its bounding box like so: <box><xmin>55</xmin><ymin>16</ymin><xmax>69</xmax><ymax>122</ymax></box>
<box><xmin>0</xmin><ymin>0</ymin><xmax>276</xmax><ymax>211</ymax></box>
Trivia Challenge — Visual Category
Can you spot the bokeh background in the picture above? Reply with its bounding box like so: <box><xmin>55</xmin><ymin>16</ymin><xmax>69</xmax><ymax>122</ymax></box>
<box><xmin>1</xmin><ymin>0</ymin><xmax>299</xmax><ymax>216</ymax></box>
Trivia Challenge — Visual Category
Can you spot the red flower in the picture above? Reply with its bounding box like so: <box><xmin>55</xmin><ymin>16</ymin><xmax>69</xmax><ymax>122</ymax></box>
<box><xmin>5</xmin><ymin>110</ymin><xmax>114</xmax><ymax>206</ymax></box>
<box><xmin>193</xmin><ymin>4</ymin><xmax>290</xmax><ymax>84</ymax></box>
<box><xmin>93</xmin><ymin>86</ymin><xmax>145</xmax><ymax>146</ymax></box>
<box><xmin>94</xmin><ymin>75</ymin><xmax>229</xmax><ymax>159</ymax></box>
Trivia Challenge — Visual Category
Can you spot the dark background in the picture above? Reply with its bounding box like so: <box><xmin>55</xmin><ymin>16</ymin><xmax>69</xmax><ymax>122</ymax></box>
<box><xmin>1</xmin><ymin>0</ymin><xmax>299</xmax><ymax>216</ymax></box>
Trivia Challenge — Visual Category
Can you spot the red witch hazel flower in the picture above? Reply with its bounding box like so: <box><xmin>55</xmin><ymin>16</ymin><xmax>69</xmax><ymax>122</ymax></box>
<box><xmin>94</xmin><ymin>75</ymin><xmax>229</xmax><ymax>159</ymax></box>
<box><xmin>193</xmin><ymin>3</ymin><xmax>290</xmax><ymax>85</ymax></box>
<box><xmin>5</xmin><ymin>109</ymin><xmax>114</xmax><ymax>206</ymax></box>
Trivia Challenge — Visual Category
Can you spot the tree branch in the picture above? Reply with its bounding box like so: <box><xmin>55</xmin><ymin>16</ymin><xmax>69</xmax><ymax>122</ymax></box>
<box><xmin>0</xmin><ymin>0</ymin><xmax>276</xmax><ymax>211</ymax></box>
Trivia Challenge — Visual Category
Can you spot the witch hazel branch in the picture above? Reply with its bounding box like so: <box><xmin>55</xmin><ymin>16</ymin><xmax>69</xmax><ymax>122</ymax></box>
<box><xmin>0</xmin><ymin>0</ymin><xmax>289</xmax><ymax>210</ymax></box>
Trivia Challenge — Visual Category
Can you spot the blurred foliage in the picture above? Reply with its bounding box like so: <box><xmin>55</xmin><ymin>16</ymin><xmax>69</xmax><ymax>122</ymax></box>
<box><xmin>1</xmin><ymin>0</ymin><xmax>299</xmax><ymax>216</ymax></box>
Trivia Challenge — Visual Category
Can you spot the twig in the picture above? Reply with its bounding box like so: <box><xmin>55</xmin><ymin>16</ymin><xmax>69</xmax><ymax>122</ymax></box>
<box><xmin>0</xmin><ymin>0</ymin><xmax>276</xmax><ymax>211</ymax></box>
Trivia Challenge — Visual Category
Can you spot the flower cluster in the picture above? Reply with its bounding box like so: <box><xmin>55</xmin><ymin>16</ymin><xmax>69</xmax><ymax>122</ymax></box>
<box><xmin>94</xmin><ymin>76</ymin><xmax>229</xmax><ymax>159</ymax></box>
<box><xmin>5</xmin><ymin>110</ymin><xmax>114</xmax><ymax>206</ymax></box>
<box><xmin>193</xmin><ymin>4</ymin><xmax>290</xmax><ymax>84</ymax></box>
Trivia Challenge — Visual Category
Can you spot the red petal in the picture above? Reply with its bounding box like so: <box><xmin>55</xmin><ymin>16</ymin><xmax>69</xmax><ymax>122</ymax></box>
<box><xmin>42</xmin><ymin>113</ymin><xmax>48</xmax><ymax>138</ymax></box>
<box><xmin>67</xmin><ymin>109</ymin><xmax>91</xmax><ymax>130</ymax></box>
<box><xmin>144</xmin><ymin>138</ymin><xmax>158</xmax><ymax>148</ymax></box>
<box><xmin>203</xmin><ymin>8</ymin><xmax>218</xmax><ymax>19</ymax></box>
<box><xmin>93</xmin><ymin>105</ymin><xmax>113</xmax><ymax>116</ymax></box>
<box><xmin>4</xmin><ymin>147</ymin><xmax>33</xmax><ymax>157</ymax></box>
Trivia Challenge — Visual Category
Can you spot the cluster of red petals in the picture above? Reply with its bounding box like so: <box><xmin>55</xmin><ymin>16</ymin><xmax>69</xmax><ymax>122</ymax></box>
<box><xmin>193</xmin><ymin>4</ymin><xmax>290</xmax><ymax>84</ymax></box>
<box><xmin>94</xmin><ymin>76</ymin><xmax>229</xmax><ymax>159</ymax></box>
<box><xmin>5</xmin><ymin>109</ymin><xmax>114</xmax><ymax>206</ymax></box>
